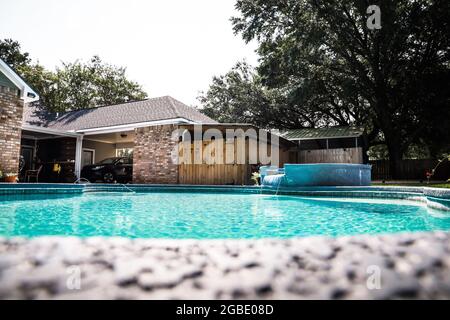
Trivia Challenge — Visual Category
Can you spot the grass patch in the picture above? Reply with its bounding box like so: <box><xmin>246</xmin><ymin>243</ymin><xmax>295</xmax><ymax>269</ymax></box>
<box><xmin>373</xmin><ymin>183</ymin><xmax>450</xmax><ymax>188</ymax></box>
<box><xmin>430</xmin><ymin>183</ymin><xmax>450</xmax><ymax>188</ymax></box>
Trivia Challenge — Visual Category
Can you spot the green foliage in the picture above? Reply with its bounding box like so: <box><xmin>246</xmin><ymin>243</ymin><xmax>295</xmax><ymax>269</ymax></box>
<box><xmin>19</xmin><ymin>63</ymin><xmax>62</xmax><ymax>110</ymax></box>
<box><xmin>0</xmin><ymin>38</ymin><xmax>30</xmax><ymax>69</ymax></box>
<box><xmin>198</xmin><ymin>61</ymin><xmax>297</xmax><ymax>128</ymax></box>
<box><xmin>200</xmin><ymin>0</ymin><xmax>450</xmax><ymax>176</ymax></box>
<box><xmin>4</xmin><ymin>172</ymin><xmax>18</xmax><ymax>177</ymax></box>
<box><xmin>0</xmin><ymin>39</ymin><xmax>147</xmax><ymax>112</ymax></box>
<box><xmin>52</xmin><ymin>56</ymin><xmax>147</xmax><ymax>111</ymax></box>
<box><xmin>367</xmin><ymin>144</ymin><xmax>389</xmax><ymax>160</ymax></box>
<box><xmin>373</xmin><ymin>182</ymin><xmax>450</xmax><ymax>188</ymax></box>
<box><xmin>403</xmin><ymin>144</ymin><xmax>431</xmax><ymax>160</ymax></box>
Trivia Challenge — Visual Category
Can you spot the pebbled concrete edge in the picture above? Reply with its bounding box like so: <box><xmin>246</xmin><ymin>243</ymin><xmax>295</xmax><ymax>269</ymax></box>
<box><xmin>1</xmin><ymin>232</ymin><xmax>450</xmax><ymax>300</ymax></box>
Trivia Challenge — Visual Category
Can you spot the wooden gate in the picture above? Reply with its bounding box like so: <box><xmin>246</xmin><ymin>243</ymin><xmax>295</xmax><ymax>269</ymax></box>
<box><xmin>177</xmin><ymin>139</ymin><xmax>252</xmax><ymax>185</ymax></box>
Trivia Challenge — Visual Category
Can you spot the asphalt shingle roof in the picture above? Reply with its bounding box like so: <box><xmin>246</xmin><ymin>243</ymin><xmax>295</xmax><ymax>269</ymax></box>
<box><xmin>282</xmin><ymin>126</ymin><xmax>365</xmax><ymax>140</ymax></box>
<box><xmin>22</xmin><ymin>96</ymin><xmax>216</xmax><ymax>131</ymax></box>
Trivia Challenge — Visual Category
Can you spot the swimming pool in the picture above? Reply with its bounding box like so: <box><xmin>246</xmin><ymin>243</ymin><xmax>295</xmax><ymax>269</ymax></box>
<box><xmin>1</xmin><ymin>191</ymin><xmax>449</xmax><ymax>239</ymax></box>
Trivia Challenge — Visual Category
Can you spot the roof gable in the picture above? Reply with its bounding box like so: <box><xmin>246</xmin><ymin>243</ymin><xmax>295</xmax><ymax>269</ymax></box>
<box><xmin>0</xmin><ymin>58</ymin><xmax>39</xmax><ymax>102</ymax></box>
<box><xmin>23</xmin><ymin>96</ymin><xmax>216</xmax><ymax>132</ymax></box>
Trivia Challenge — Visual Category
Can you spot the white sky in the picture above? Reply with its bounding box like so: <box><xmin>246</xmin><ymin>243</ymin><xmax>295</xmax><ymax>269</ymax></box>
<box><xmin>0</xmin><ymin>0</ymin><xmax>258</xmax><ymax>105</ymax></box>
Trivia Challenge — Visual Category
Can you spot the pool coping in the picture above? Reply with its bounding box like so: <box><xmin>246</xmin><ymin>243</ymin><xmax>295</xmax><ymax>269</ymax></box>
<box><xmin>0</xmin><ymin>183</ymin><xmax>449</xmax><ymax>211</ymax></box>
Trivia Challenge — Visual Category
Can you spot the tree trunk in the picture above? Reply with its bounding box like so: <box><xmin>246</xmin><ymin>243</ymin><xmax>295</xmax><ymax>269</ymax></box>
<box><xmin>386</xmin><ymin>142</ymin><xmax>403</xmax><ymax>180</ymax></box>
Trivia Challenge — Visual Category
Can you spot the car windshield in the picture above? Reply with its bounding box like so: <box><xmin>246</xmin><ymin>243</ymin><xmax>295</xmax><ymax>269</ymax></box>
<box><xmin>97</xmin><ymin>158</ymin><xmax>117</xmax><ymax>165</ymax></box>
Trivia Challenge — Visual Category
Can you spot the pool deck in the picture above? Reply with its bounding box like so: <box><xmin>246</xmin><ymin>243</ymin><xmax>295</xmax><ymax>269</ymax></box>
<box><xmin>1</xmin><ymin>232</ymin><xmax>450</xmax><ymax>299</ymax></box>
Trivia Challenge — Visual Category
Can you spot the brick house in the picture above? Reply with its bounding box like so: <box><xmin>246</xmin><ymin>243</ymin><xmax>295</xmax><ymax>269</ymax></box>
<box><xmin>0</xmin><ymin>58</ymin><xmax>39</xmax><ymax>174</ymax></box>
<box><xmin>0</xmin><ymin>58</ymin><xmax>295</xmax><ymax>184</ymax></box>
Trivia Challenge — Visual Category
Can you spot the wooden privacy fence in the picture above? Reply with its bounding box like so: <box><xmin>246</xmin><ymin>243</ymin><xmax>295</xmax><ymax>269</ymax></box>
<box><xmin>177</xmin><ymin>138</ymin><xmax>291</xmax><ymax>185</ymax></box>
<box><xmin>370</xmin><ymin>159</ymin><xmax>450</xmax><ymax>180</ymax></box>
<box><xmin>179</xmin><ymin>163</ymin><xmax>251</xmax><ymax>185</ymax></box>
<box><xmin>298</xmin><ymin>147</ymin><xmax>363</xmax><ymax>164</ymax></box>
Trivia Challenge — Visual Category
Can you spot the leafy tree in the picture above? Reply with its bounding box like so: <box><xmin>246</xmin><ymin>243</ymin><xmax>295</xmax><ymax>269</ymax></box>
<box><xmin>53</xmin><ymin>56</ymin><xmax>147</xmax><ymax>111</ymax></box>
<box><xmin>0</xmin><ymin>39</ymin><xmax>147</xmax><ymax>112</ymax></box>
<box><xmin>0</xmin><ymin>39</ymin><xmax>30</xmax><ymax>69</ymax></box>
<box><xmin>198</xmin><ymin>61</ymin><xmax>301</xmax><ymax>128</ymax></box>
<box><xmin>198</xmin><ymin>61</ymin><xmax>332</xmax><ymax>128</ymax></box>
<box><xmin>0</xmin><ymin>39</ymin><xmax>60</xmax><ymax>110</ymax></box>
<box><xmin>19</xmin><ymin>63</ymin><xmax>62</xmax><ymax>111</ymax></box>
<box><xmin>200</xmin><ymin>0</ymin><xmax>449</xmax><ymax>177</ymax></box>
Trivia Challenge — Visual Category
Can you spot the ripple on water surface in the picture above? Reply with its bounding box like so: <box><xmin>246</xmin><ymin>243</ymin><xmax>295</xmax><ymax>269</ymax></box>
<box><xmin>0</xmin><ymin>192</ymin><xmax>449</xmax><ymax>238</ymax></box>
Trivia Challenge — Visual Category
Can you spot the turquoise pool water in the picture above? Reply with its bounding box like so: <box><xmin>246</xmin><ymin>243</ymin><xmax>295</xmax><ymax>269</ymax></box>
<box><xmin>0</xmin><ymin>192</ymin><xmax>449</xmax><ymax>239</ymax></box>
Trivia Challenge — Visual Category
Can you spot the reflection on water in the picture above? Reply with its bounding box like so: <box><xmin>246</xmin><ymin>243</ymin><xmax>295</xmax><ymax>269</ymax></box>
<box><xmin>0</xmin><ymin>192</ymin><xmax>449</xmax><ymax>239</ymax></box>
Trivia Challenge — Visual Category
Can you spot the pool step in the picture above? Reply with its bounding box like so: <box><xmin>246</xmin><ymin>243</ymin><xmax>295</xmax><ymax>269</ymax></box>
<box><xmin>83</xmin><ymin>184</ymin><xmax>136</xmax><ymax>193</ymax></box>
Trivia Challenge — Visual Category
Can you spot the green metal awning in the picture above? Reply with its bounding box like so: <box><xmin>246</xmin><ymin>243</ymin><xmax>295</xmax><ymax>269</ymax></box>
<box><xmin>282</xmin><ymin>126</ymin><xmax>364</xmax><ymax>140</ymax></box>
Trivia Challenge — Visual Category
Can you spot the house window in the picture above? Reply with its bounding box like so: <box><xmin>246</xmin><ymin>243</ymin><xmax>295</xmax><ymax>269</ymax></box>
<box><xmin>116</xmin><ymin>148</ymin><xmax>133</xmax><ymax>157</ymax></box>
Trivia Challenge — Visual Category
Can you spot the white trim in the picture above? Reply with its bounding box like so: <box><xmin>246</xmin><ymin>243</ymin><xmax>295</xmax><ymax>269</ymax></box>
<box><xmin>83</xmin><ymin>138</ymin><xmax>116</xmax><ymax>144</ymax></box>
<box><xmin>288</xmin><ymin>135</ymin><xmax>362</xmax><ymax>141</ymax></box>
<box><xmin>0</xmin><ymin>59</ymin><xmax>39</xmax><ymax>102</ymax></box>
<box><xmin>22</xmin><ymin>124</ymin><xmax>82</xmax><ymax>137</ymax></box>
<box><xmin>183</xmin><ymin>123</ymin><xmax>252</xmax><ymax>126</ymax></box>
<box><xmin>22</xmin><ymin>134</ymin><xmax>39</xmax><ymax>140</ymax></box>
<box><xmin>22</xmin><ymin>135</ymin><xmax>74</xmax><ymax>141</ymax></box>
<box><xmin>82</xmin><ymin>148</ymin><xmax>96</xmax><ymax>165</ymax></box>
<box><xmin>75</xmin><ymin>118</ymin><xmax>194</xmax><ymax>135</ymax></box>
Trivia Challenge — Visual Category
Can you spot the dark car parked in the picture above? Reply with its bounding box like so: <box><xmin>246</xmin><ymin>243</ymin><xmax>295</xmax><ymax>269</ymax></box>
<box><xmin>81</xmin><ymin>157</ymin><xmax>132</xmax><ymax>183</ymax></box>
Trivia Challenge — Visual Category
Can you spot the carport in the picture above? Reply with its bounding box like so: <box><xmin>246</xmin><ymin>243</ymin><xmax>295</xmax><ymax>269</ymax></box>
<box><xmin>20</xmin><ymin>124</ymin><xmax>82</xmax><ymax>182</ymax></box>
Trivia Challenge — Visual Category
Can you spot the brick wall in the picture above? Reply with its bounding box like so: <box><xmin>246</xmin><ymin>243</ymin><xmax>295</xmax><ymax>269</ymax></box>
<box><xmin>133</xmin><ymin>124</ymin><xmax>179</xmax><ymax>184</ymax></box>
<box><xmin>0</xmin><ymin>86</ymin><xmax>23</xmax><ymax>174</ymax></box>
